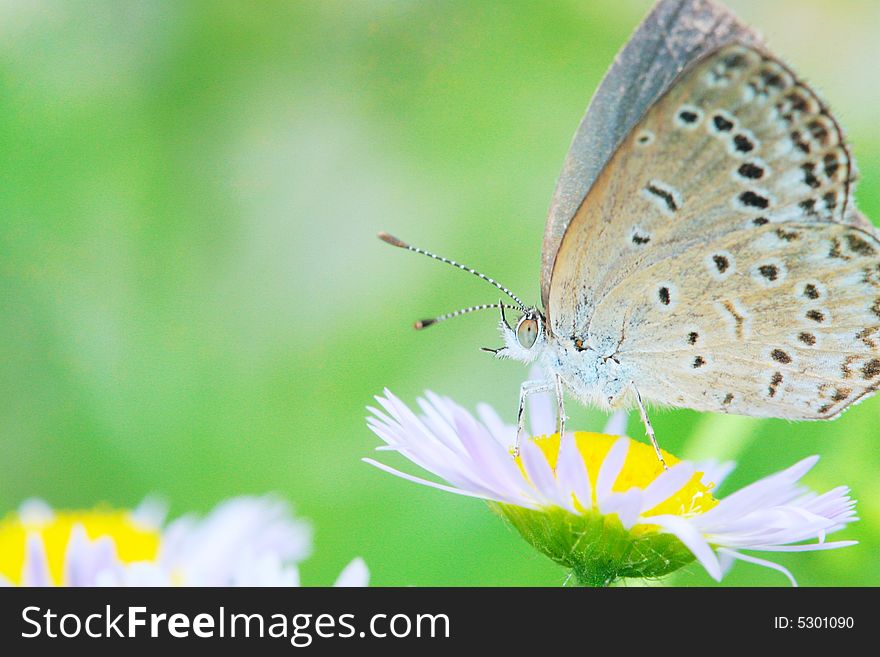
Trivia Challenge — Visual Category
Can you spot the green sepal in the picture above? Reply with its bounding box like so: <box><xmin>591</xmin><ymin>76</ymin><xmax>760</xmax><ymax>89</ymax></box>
<box><xmin>492</xmin><ymin>502</ymin><xmax>696</xmax><ymax>587</ymax></box>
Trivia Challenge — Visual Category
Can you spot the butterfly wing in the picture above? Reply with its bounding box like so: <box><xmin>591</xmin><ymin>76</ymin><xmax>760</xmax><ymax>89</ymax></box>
<box><xmin>549</xmin><ymin>43</ymin><xmax>880</xmax><ymax>419</ymax></box>
<box><xmin>541</xmin><ymin>0</ymin><xmax>762</xmax><ymax>310</ymax></box>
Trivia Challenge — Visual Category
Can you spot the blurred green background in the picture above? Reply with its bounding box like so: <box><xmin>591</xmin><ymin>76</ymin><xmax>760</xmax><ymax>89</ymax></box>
<box><xmin>1</xmin><ymin>0</ymin><xmax>878</xmax><ymax>586</ymax></box>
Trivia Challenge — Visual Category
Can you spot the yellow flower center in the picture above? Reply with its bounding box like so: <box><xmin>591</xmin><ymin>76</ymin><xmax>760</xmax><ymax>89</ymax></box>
<box><xmin>0</xmin><ymin>508</ymin><xmax>161</xmax><ymax>586</ymax></box>
<box><xmin>526</xmin><ymin>432</ymin><xmax>718</xmax><ymax>519</ymax></box>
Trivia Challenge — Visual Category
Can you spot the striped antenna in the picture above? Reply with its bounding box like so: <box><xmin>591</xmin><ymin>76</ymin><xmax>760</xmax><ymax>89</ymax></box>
<box><xmin>378</xmin><ymin>232</ymin><xmax>527</xmax><ymax>310</ymax></box>
<box><xmin>414</xmin><ymin>303</ymin><xmax>519</xmax><ymax>330</ymax></box>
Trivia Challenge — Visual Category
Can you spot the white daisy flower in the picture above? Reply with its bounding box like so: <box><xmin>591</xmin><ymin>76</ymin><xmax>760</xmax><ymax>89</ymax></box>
<box><xmin>365</xmin><ymin>388</ymin><xmax>857</xmax><ymax>586</ymax></box>
<box><xmin>0</xmin><ymin>496</ymin><xmax>368</xmax><ymax>587</ymax></box>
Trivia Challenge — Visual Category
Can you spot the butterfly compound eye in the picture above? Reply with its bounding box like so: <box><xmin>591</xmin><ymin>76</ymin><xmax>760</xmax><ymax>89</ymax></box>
<box><xmin>516</xmin><ymin>318</ymin><xmax>539</xmax><ymax>349</ymax></box>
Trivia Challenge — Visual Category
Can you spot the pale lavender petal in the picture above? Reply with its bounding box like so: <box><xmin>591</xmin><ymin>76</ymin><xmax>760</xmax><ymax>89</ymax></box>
<box><xmin>365</xmin><ymin>404</ymin><xmax>392</xmax><ymax>426</ymax></box>
<box><xmin>22</xmin><ymin>534</ymin><xmax>52</xmax><ymax>587</ymax></box>
<box><xmin>450</xmin><ymin>405</ymin><xmax>531</xmax><ymax>496</ymax></box>
<box><xmin>377</xmin><ymin>391</ymin><xmax>458</xmax><ymax>457</ymax></box>
<box><xmin>696</xmin><ymin>456</ymin><xmax>820</xmax><ymax>527</ymax></box>
<box><xmin>717</xmin><ymin>548</ymin><xmax>797</xmax><ymax>587</ymax></box>
<box><xmin>419</xmin><ymin>393</ymin><xmax>470</xmax><ymax>456</ymax></box>
<box><xmin>476</xmin><ymin>402</ymin><xmax>513</xmax><ymax>447</ymax></box>
<box><xmin>18</xmin><ymin>499</ymin><xmax>53</xmax><ymax>524</ymax></box>
<box><xmin>64</xmin><ymin>527</ymin><xmax>120</xmax><ymax>587</ymax></box>
<box><xmin>423</xmin><ymin>407</ymin><xmax>529</xmax><ymax>500</ymax></box>
<box><xmin>407</xmin><ymin>396</ymin><xmax>467</xmax><ymax>457</ymax></box>
<box><xmin>602</xmin><ymin>489</ymin><xmax>643</xmax><ymax>530</ymax></box>
<box><xmin>704</xmin><ymin>502</ymin><xmax>847</xmax><ymax>547</ymax></box>
<box><xmin>520</xmin><ymin>439</ymin><xmax>561</xmax><ymax>505</ymax></box>
<box><xmin>698</xmin><ymin>461</ymin><xmax>736</xmax><ymax>490</ymax></box>
<box><xmin>639</xmin><ymin>462</ymin><xmax>695</xmax><ymax>514</ymax></box>
<box><xmin>799</xmin><ymin>487</ymin><xmax>856</xmax><ymax>520</ymax></box>
<box><xmin>459</xmin><ymin>436</ymin><xmax>529</xmax><ymax>497</ymax></box>
<box><xmin>743</xmin><ymin>540</ymin><xmax>857</xmax><ymax>552</ymax></box>
<box><xmin>527</xmin><ymin>364</ymin><xmax>544</xmax><ymax>381</ymax></box>
<box><xmin>333</xmin><ymin>557</ymin><xmax>370</xmax><ymax>587</ymax></box>
<box><xmin>368</xmin><ymin>401</ymin><xmax>483</xmax><ymax>492</ymax></box>
<box><xmin>370</xmin><ymin>389</ymin><xmax>541</xmax><ymax>502</ymax></box>
<box><xmin>648</xmin><ymin>515</ymin><xmax>722</xmax><ymax>581</ymax></box>
<box><xmin>363</xmin><ymin>458</ymin><xmax>528</xmax><ymax>506</ymax></box>
<box><xmin>131</xmin><ymin>497</ymin><xmax>167</xmax><ymax>529</ymax></box>
<box><xmin>595</xmin><ymin>437</ymin><xmax>629</xmax><ymax>506</ymax></box>
<box><xmin>555</xmin><ymin>433</ymin><xmax>592</xmax><ymax>511</ymax></box>
<box><xmin>156</xmin><ymin>497</ymin><xmax>311</xmax><ymax>586</ymax></box>
<box><xmin>63</xmin><ymin>525</ymin><xmax>90</xmax><ymax>586</ymax></box>
<box><xmin>156</xmin><ymin>515</ymin><xmax>196</xmax><ymax>565</ymax></box>
<box><xmin>718</xmin><ymin>549</ymin><xmax>736</xmax><ymax>576</ymax></box>
<box><xmin>602</xmin><ymin>411</ymin><xmax>628</xmax><ymax>437</ymax></box>
<box><xmin>528</xmin><ymin>389</ymin><xmax>556</xmax><ymax>438</ymax></box>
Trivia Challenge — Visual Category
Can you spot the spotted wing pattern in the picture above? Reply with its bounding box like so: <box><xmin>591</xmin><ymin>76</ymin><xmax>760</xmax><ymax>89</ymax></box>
<box><xmin>549</xmin><ymin>45</ymin><xmax>880</xmax><ymax>418</ymax></box>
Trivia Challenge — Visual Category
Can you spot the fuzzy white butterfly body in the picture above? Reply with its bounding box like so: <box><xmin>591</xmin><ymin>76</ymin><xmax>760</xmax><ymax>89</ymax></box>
<box><xmin>540</xmin><ymin>346</ymin><xmax>628</xmax><ymax>411</ymax></box>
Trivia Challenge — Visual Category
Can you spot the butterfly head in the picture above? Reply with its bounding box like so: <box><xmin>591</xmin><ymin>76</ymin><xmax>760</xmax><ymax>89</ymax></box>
<box><xmin>489</xmin><ymin>305</ymin><xmax>547</xmax><ymax>363</ymax></box>
<box><xmin>378</xmin><ymin>232</ymin><xmax>549</xmax><ymax>362</ymax></box>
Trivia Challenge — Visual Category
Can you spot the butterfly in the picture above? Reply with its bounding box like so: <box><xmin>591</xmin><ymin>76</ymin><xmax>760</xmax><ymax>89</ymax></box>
<box><xmin>379</xmin><ymin>0</ymin><xmax>880</xmax><ymax>464</ymax></box>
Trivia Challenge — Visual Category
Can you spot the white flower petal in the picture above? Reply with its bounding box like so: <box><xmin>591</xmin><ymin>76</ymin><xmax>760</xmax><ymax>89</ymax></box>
<box><xmin>595</xmin><ymin>437</ymin><xmax>629</xmax><ymax>507</ymax></box>
<box><xmin>334</xmin><ymin>557</ymin><xmax>370</xmax><ymax>587</ymax></box>
<box><xmin>698</xmin><ymin>456</ymin><xmax>820</xmax><ymax>528</ymax></box>
<box><xmin>22</xmin><ymin>534</ymin><xmax>52</xmax><ymax>587</ymax></box>
<box><xmin>452</xmin><ymin>409</ymin><xmax>532</xmax><ymax>498</ymax></box>
<box><xmin>602</xmin><ymin>411</ymin><xmax>628</xmax><ymax>437</ymax></box>
<box><xmin>527</xmin><ymin>385</ymin><xmax>556</xmax><ymax>438</ymax></box>
<box><xmin>555</xmin><ymin>433</ymin><xmax>592</xmax><ymax>511</ymax></box>
<box><xmin>520</xmin><ymin>439</ymin><xmax>564</xmax><ymax>506</ymax></box>
<box><xmin>742</xmin><ymin>540</ymin><xmax>857</xmax><ymax>552</ymax></box>
<box><xmin>158</xmin><ymin>496</ymin><xmax>312</xmax><ymax>586</ymax></box>
<box><xmin>371</xmin><ymin>394</ymin><xmax>506</xmax><ymax>498</ymax></box>
<box><xmin>697</xmin><ymin>460</ymin><xmax>736</xmax><ymax>490</ymax></box>
<box><xmin>131</xmin><ymin>497</ymin><xmax>168</xmax><ymax>529</ymax></box>
<box><xmin>63</xmin><ymin>527</ymin><xmax>120</xmax><ymax>587</ymax></box>
<box><xmin>18</xmin><ymin>499</ymin><xmax>53</xmax><ymax>524</ymax></box>
<box><xmin>718</xmin><ymin>549</ymin><xmax>737</xmax><ymax>577</ymax></box>
<box><xmin>717</xmin><ymin>548</ymin><xmax>797</xmax><ymax>587</ymax></box>
<box><xmin>363</xmin><ymin>458</ymin><xmax>526</xmax><ymax>506</ymax></box>
<box><xmin>639</xmin><ymin>462</ymin><xmax>695</xmax><ymax>513</ymax></box>
<box><xmin>476</xmin><ymin>402</ymin><xmax>513</xmax><ymax>447</ymax></box>
<box><xmin>643</xmin><ymin>514</ymin><xmax>722</xmax><ymax>581</ymax></box>
<box><xmin>602</xmin><ymin>489</ymin><xmax>643</xmax><ymax>530</ymax></box>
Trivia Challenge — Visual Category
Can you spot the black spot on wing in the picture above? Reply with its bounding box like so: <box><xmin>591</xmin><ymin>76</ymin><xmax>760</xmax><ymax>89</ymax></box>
<box><xmin>798</xmin><ymin>332</ymin><xmax>816</xmax><ymax>346</ymax></box>
<box><xmin>738</xmin><ymin>162</ymin><xmax>764</xmax><ymax>180</ymax></box>
<box><xmin>713</xmin><ymin>114</ymin><xmax>734</xmax><ymax>131</ymax></box>
<box><xmin>771</xmin><ymin>349</ymin><xmax>791</xmax><ymax>364</ymax></box>
<box><xmin>758</xmin><ymin>264</ymin><xmax>779</xmax><ymax>281</ymax></box>
<box><xmin>645</xmin><ymin>183</ymin><xmax>679</xmax><ymax>213</ymax></box>
<box><xmin>739</xmin><ymin>191</ymin><xmax>770</xmax><ymax>209</ymax></box>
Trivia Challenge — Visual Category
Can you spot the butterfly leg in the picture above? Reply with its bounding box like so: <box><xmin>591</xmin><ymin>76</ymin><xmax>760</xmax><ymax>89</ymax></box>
<box><xmin>632</xmin><ymin>383</ymin><xmax>668</xmax><ymax>470</ymax></box>
<box><xmin>554</xmin><ymin>374</ymin><xmax>567</xmax><ymax>439</ymax></box>
<box><xmin>515</xmin><ymin>379</ymin><xmax>553</xmax><ymax>457</ymax></box>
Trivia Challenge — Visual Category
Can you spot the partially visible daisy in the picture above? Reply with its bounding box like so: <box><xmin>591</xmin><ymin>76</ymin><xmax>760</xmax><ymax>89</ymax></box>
<box><xmin>0</xmin><ymin>496</ymin><xmax>368</xmax><ymax>587</ymax></box>
<box><xmin>365</xmin><ymin>388</ymin><xmax>857</xmax><ymax>586</ymax></box>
